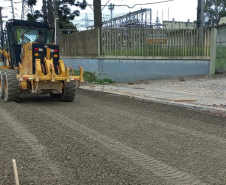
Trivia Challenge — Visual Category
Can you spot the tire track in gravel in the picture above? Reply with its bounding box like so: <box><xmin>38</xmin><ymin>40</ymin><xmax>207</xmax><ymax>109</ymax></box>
<box><xmin>0</xmin><ymin>105</ymin><xmax>61</xmax><ymax>178</ymax></box>
<box><xmin>81</xmin><ymin>104</ymin><xmax>226</xmax><ymax>146</ymax></box>
<box><xmin>30</xmin><ymin>106</ymin><xmax>206</xmax><ymax>185</ymax></box>
<box><xmin>42</xmin><ymin>99</ymin><xmax>226</xmax><ymax>158</ymax></box>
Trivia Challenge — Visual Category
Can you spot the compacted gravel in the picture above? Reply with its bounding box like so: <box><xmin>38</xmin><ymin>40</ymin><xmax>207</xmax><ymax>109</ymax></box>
<box><xmin>116</xmin><ymin>74</ymin><xmax>226</xmax><ymax>98</ymax></box>
<box><xmin>0</xmin><ymin>89</ymin><xmax>226</xmax><ymax>185</ymax></box>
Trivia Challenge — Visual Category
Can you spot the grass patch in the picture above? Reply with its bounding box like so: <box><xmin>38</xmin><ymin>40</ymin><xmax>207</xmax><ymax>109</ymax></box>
<box><xmin>74</xmin><ymin>70</ymin><xmax>115</xmax><ymax>84</ymax></box>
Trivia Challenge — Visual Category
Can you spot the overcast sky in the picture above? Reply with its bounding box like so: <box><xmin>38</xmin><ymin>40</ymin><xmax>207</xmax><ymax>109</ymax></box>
<box><xmin>0</xmin><ymin>0</ymin><xmax>198</xmax><ymax>30</ymax></box>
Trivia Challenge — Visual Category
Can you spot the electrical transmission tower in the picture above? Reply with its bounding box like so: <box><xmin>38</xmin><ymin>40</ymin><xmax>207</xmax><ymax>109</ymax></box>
<box><xmin>21</xmin><ymin>0</ymin><xmax>34</xmax><ymax>20</ymax></box>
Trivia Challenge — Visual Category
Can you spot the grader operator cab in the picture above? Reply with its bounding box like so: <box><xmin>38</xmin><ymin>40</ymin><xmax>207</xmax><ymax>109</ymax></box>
<box><xmin>0</xmin><ymin>19</ymin><xmax>83</xmax><ymax>102</ymax></box>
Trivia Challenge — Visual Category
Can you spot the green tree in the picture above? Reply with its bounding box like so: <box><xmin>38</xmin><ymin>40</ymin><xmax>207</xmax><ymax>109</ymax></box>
<box><xmin>204</xmin><ymin>0</ymin><xmax>226</xmax><ymax>26</ymax></box>
<box><xmin>27</xmin><ymin>0</ymin><xmax>87</xmax><ymax>33</ymax></box>
<box><xmin>58</xmin><ymin>1</ymin><xmax>86</xmax><ymax>33</ymax></box>
<box><xmin>27</xmin><ymin>10</ymin><xmax>43</xmax><ymax>21</ymax></box>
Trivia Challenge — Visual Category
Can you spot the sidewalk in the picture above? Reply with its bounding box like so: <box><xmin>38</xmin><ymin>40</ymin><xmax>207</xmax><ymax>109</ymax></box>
<box><xmin>80</xmin><ymin>74</ymin><xmax>226</xmax><ymax>117</ymax></box>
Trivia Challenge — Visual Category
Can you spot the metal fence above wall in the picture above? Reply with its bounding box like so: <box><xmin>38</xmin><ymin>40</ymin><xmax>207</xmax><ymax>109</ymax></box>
<box><xmin>101</xmin><ymin>28</ymin><xmax>211</xmax><ymax>57</ymax></box>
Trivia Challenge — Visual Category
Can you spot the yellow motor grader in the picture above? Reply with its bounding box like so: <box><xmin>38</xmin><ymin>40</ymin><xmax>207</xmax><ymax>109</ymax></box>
<box><xmin>0</xmin><ymin>19</ymin><xmax>83</xmax><ymax>102</ymax></box>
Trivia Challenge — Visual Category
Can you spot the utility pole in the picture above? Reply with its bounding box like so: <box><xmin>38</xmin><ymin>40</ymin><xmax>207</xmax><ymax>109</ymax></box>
<box><xmin>0</xmin><ymin>7</ymin><xmax>4</xmax><ymax>63</ymax></box>
<box><xmin>47</xmin><ymin>0</ymin><xmax>58</xmax><ymax>44</ymax></box>
<box><xmin>48</xmin><ymin>0</ymin><xmax>54</xmax><ymax>27</ymax></box>
<box><xmin>53</xmin><ymin>0</ymin><xmax>59</xmax><ymax>45</ymax></box>
<box><xmin>197</xmin><ymin>0</ymin><xmax>204</xmax><ymax>28</ymax></box>
<box><xmin>11</xmin><ymin>0</ymin><xmax>15</xmax><ymax>19</ymax></box>
<box><xmin>94</xmin><ymin>0</ymin><xmax>102</xmax><ymax>55</ymax></box>
<box><xmin>42</xmin><ymin>0</ymin><xmax>48</xmax><ymax>23</ymax></box>
<box><xmin>94</xmin><ymin>0</ymin><xmax>102</xmax><ymax>28</ymax></box>
<box><xmin>108</xmin><ymin>3</ymin><xmax>114</xmax><ymax>28</ymax></box>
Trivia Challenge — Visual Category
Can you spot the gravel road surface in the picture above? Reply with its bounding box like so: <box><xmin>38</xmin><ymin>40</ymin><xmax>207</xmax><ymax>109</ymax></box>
<box><xmin>0</xmin><ymin>89</ymin><xmax>226</xmax><ymax>185</ymax></box>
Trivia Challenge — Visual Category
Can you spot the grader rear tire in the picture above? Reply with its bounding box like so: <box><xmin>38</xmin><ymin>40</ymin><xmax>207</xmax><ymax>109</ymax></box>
<box><xmin>61</xmin><ymin>81</ymin><xmax>76</xmax><ymax>102</ymax></box>
<box><xmin>0</xmin><ymin>70</ymin><xmax>5</xmax><ymax>99</ymax></box>
<box><xmin>4</xmin><ymin>69</ymin><xmax>20</xmax><ymax>102</ymax></box>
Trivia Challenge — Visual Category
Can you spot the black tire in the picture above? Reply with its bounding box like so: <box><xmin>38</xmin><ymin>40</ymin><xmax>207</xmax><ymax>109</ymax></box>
<box><xmin>0</xmin><ymin>70</ymin><xmax>5</xmax><ymax>99</ymax></box>
<box><xmin>4</xmin><ymin>69</ymin><xmax>20</xmax><ymax>102</ymax></box>
<box><xmin>61</xmin><ymin>81</ymin><xmax>76</xmax><ymax>102</ymax></box>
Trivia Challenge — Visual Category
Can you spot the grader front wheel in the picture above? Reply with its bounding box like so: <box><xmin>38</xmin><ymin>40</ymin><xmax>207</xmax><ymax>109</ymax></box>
<box><xmin>61</xmin><ymin>81</ymin><xmax>76</xmax><ymax>102</ymax></box>
<box><xmin>0</xmin><ymin>70</ymin><xmax>5</xmax><ymax>99</ymax></box>
<box><xmin>4</xmin><ymin>70</ymin><xmax>20</xmax><ymax>102</ymax></box>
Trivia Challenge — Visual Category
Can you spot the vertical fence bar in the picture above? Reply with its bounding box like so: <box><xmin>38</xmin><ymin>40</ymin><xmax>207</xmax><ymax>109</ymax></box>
<box><xmin>193</xmin><ymin>29</ymin><xmax>195</xmax><ymax>56</ymax></box>
<box><xmin>168</xmin><ymin>29</ymin><xmax>171</xmax><ymax>56</ymax></box>
<box><xmin>162</xmin><ymin>29</ymin><xmax>165</xmax><ymax>56</ymax></box>
<box><xmin>184</xmin><ymin>30</ymin><xmax>187</xmax><ymax>56</ymax></box>
<box><xmin>127</xmin><ymin>27</ymin><xmax>129</xmax><ymax>56</ymax></box>
<box><xmin>172</xmin><ymin>29</ymin><xmax>174</xmax><ymax>56</ymax></box>
<box><xmin>190</xmin><ymin>30</ymin><xmax>192</xmax><ymax>56</ymax></box>
<box><xmin>134</xmin><ymin>28</ymin><xmax>136</xmax><ymax>56</ymax></box>
<box><xmin>131</xmin><ymin>27</ymin><xmax>132</xmax><ymax>55</ymax></box>
<box><xmin>199</xmin><ymin>28</ymin><xmax>201</xmax><ymax>56</ymax></box>
<box><xmin>186</xmin><ymin>29</ymin><xmax>188</xmax><ymax>56</ymax></box>
<box><xmin>204</xmin><ymin>28</ymin><xmax>206</xmax><ymax>56</ymax></box>
<box><xmin>144</xmin><ymin>28</ymin><xmax>148</xmax><ymax>56</ymax></box>
<box><xmin>150</xmin><ymin>28</ymin><xmax>151</xmax><ymax>56</ymax></box>
<box><xmin>161</xmin><ymin>29</ymin><xmax>163</xmax><ymax>56</ymax></box>
<box><xmin>107</xmin><ymin>29</ymin><xmax>109</xmax><ymax>55</ymax></box>
<box><xmin>178</xmin><ymin>29</ymin><xmax>180</xmax><ymax>56</ymax></box>
<box><xmin>158</xmin><ymin>29</ymin><xmax>160</xmax><ymax>56</ymax></box>
<box><xmin>108</xmin><ymin>28</ymin><xmax>110</xmax><ymax>55</ymax></box>
<box><xmin>114</xmin><ymin>29</ymin><xmax>116</xmax><ymax>55</ymax></box>
<box><xmin>207</xmin><ymin>28</ymin><xmax>210</xmax><ymax>56</ymax></box>
<box><xmin>188</xmin><ymin>30</ymin><xmax>190</xmax><ymax>56</ymax></box>
<box><xmin>112</xmin><ymin>28</ymin><xmax>114</xmax><ymax>55</ymax></box>
<box><xmin>67</xmin><ymin>35</ymin><xmax>69</xmax><ymax>56</ymax></box>
<box><xmin>197</xmin><ymin>28</ymin><xmax>199</xmax><ymax>56</ymax></box>
<box><xmin>109</xmin><ymin>28</ymin><xmax>111</xmax><ymax>55</ymax></box>
<box><xmin>195</xmin><ymin>28</ymin><xmax>198</xmax><ymax>56</ymax></box>
<box><xmin>182</xmin><ymin>29</ymin><xmax>184</xmax><ymax>56</ymax></box>
<box><xmin>101</xmin><ymin>29</ymin><xmax>104</xmax><ymax>55</ymax></box>
<box><xmin>177</xmin><ymin>29</ymin><xmax>179</xmax><ymax>56</ymax></box>
<box><xmin>180</xmin><ymin>29</ymin><xmax>182</xmax><ymax>56</ymax></box>
<box><xmin>165</xmin><ymin>29</ymin><xmax>167</xmax><ymax>56</ymax></box>
<box><xmin>166</xmin><ymin>29</ymin><xmax>169</xmax><ymax>56</ymax></box>
<box><xmin>176</xmin><ymin>29</ymin><xmax>178</xmax><ymax>56</ymax></box>
<box><xmin>156</xmin><ymin>29</ymin><xmax>158</xmax><ymax>56</ymax></box>
<box><xmin>154</xmin><ymin>28</ymin><xmax>156</xmax><ymax>56</ymax></box>
<box><xmin>102</xmin><ymin>29</ymin><xmax>104</xmax><ymax>55</ymax></box>
<box><xmin>138</xmin><ymin>28</ymin><xmax>141</xmax><ymax>56</ymax></box>
<box><xmin>126</xmin><ymin>28</ymin><xmax>128</xmax><ymax>56</ymax></box>
<box><xmin>146</xmin><ymin>28</ymin><xmax>148</xmax><ymax>56</ymax></box>
<box><xmin>122</xmin><ymin>28</ymin><xmax>124</xmax><ymax>56</ymax></box>
<box><xmin>129</xmin><ymin>27</ymin><xmax>131</xmax><ymax>56</ymax></box>
<box><xmin>120</xmin><ymin>28</ymin><xmax>122</xmax><ymax>56</ymax></box>
<box><xmin>171</xmin><ymin>29</ymin><xmax>173</xmax><ymax>56</ymax></box>
<box><xmin>152</xmin><ymin>28</ymin><xmax>154</xmax><ymax>56</ymax></box>
<box><xmin>157</xmin><ymin>29</ymin><xmax>159</xmax><ymax>56</ymax></box>
<box><xmin>141</xmin><ymin>28</ymin><xmax>143</xmax><ymax>56</ymax></box>
<box><xmin>191</xmin><ymin>29</ymin><xmax>193</xmax><ymax>56</ymax></box>
<box><xmin>160</xmin><ymin>29</ymin><xmax>162</xmax><ymax>56</ymax></box>
<box><xmin>173</xmin><ymin>29</ymin><xmax>176</xmax><ymax>56</ymax></box>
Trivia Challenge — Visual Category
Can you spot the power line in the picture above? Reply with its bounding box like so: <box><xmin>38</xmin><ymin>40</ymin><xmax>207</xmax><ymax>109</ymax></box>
<box><xmin>87</xmin><ymin>0</ymin><xmax>174</xmax><ymax>9</ymax></box>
